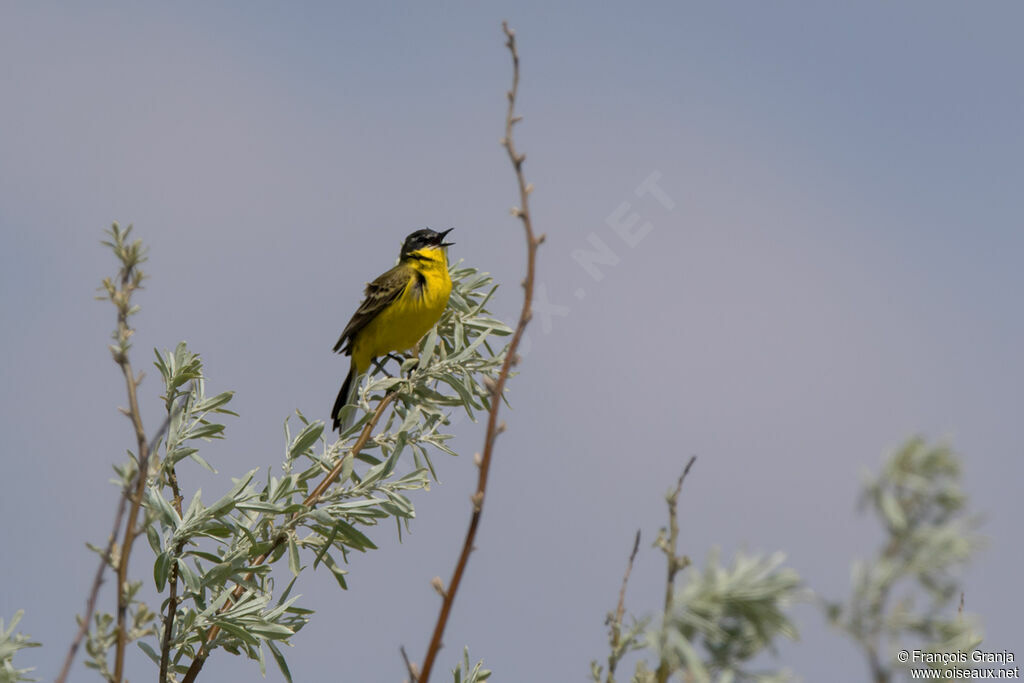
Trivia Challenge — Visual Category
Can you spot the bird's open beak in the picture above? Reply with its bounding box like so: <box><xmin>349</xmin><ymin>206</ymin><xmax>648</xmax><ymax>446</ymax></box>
<box><xmin>438</xmin><ymin>227</ymin><xmax>455</xmax><ymax>247</ymax></box>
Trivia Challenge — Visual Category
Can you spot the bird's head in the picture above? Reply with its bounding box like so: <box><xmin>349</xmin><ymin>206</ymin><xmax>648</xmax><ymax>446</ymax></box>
<box><xmin>400</xmin><ymin>228</ymin><xmax>454</xmax><ymax>260</ymax></box>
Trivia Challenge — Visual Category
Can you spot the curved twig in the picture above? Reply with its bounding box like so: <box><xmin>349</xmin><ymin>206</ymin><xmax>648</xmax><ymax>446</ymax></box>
<box><xmin>654</xmin><ymin>456</ymin><xmax>696</xmax><ymax>683</ymax></box>
<box><xmin>416</xmin><ymin>20</ymin><xmax>542</xmax><ymax>682</ymax></box>
<box><xmin>607</xmin><ymin>530</ymin><xmax>641</xmax><ymax>682</ymax></box>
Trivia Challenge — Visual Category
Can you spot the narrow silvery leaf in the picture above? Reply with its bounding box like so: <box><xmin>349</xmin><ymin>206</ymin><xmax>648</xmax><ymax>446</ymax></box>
<box><xmin>287</xmin><ymin>535</ymin><xmax>301</xmax><ymax>577</ymax></box>
<box><xmin>421</xmin><ymin>325</ymin><xmax>439</xmax><ymax>364</ymax></box>
<box><xmin>188</xmin><ymin>450</ymin><xmax>217</xmax><ymax>473</ymax></box>
<box><xmin>288</xmin><ymin>422</ymin><xmax>323</xmax><ymax>460</ymax></box>
<box><xmin>267</xmin><ymin>640</ymin><xmax>294</xmax><ymax>683</ymax></box>
<box><xmin>154</xmin><ymin>552</ymin><xmax>171</xmax><ymax>591</ymax></box>
<box><xmin>145</xmin><ymin>524</ymin><xmax>162</xmax><ymax>555</ymax></box>
<box><xmin>136</xmin><ymin>639</ymin><xmax>160</xmax><ymax>664</ymax></box>
<box><xmin>147</xmin><ymin>487</ymin><xmax>180</xmax><ymax>529</ymax></box>
<box><xmin>178</xmin><ymin>558</ymin><xmax>202</xmax><ymax>595</ymax></box>
<box><xmin>184</xmin><ymin>489</ymin><xmax>204</xmax><ymax>523</ymax></box>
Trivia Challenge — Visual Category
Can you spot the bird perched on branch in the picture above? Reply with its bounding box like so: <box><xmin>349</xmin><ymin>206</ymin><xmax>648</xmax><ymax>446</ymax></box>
<box><xmin>331</xmin><ymin>228</ymin><xmax>455</xmax><ymax>431</ymax></box>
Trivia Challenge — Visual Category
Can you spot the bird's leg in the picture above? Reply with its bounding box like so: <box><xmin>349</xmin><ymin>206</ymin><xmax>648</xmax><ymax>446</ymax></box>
<box><xmin>371</xmin><ymin>357</ymin><xmax>394</xmax><ymax>377</ymax></box>
<box><xmin>405</xmin><ymin>346</ymin><xmax>420</xmax><ymax>377</ymax></box>
<box><xmin>371</xmin><ymin>353</ymin><xmax>406</xmax><ymax>377</ymax></box>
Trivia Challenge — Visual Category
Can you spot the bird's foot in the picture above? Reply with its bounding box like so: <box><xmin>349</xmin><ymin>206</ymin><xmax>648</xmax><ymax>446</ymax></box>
<box><xmin>371</xmin><ymin>353</ymin><xmax>408</xmax><ymax>378</ymax></box>
<box><xmin>371</xmin><ymin>357</ymin><xmax>395</xmax><ymax>377</ymax></box>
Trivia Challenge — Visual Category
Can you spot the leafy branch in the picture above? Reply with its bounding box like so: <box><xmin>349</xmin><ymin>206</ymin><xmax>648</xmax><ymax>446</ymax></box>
<box><xmin>48</xmin><ymin>210</ymin><xmax>512</xmax><ymax>683</ymax></box>
<box><xmin>159</xmin><ymin>262</ymin><xmax>511</xmax><ymax>681</ymax></box>
<box><xmin>826</xmin><ymin>437</ymin><xmax>984</xmax><ymax>681</ymax></box>
<box><xmin>1</xmin><ymin>611</ymin><xmax>40</xmax><ymax>683</ymax></box>
<box><xmin>593</xmin><ymin>457</ymin><xmax>804</xmax><ymax>683</ymax></box>
<box><xmin>179</xmin><ymin>386</ymin><xmax>396</xmax><ymax>682</ymax></box>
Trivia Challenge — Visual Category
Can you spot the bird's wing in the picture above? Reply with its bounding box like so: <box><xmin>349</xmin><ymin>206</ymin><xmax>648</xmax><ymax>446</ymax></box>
<box><xmin>332</xmin><ymin>264</ymin><xmax>411</xmax><ymax>354</ymax></box>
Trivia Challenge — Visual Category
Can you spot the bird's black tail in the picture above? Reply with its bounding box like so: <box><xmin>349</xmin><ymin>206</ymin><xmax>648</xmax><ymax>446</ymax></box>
<box><xmin>332</xmin><ymin>360</ymin><xmax>360</xmax><ymax>432</ymax></box>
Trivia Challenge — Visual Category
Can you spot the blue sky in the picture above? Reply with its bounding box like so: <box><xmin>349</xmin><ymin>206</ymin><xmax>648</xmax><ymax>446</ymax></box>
<box><xmin>1</xmin><ymin>2</ymin><xmax>1022</xmax><ymax>681</ymax></box>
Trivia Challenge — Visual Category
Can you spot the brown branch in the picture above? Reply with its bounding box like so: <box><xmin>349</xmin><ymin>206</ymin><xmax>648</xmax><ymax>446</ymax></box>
<box><xmin>158</xmin><ymin>461</ymin><xmax>185</xmax><ymax>680</ymax></box>
<box><xmin>655</xmin><ymin>456</ymin><xmax>696</xmax><ymax>683</ymax></box>
<box><xmin>416</xmin><ymin>20</ymin><xmax>542</xmax><ymax>682</ymax></box>
<box><xmin>111</xmin><ymin>314</ymin><xmax>151</xmax><ymax>683</ymax></box>
<box><xmin>181</xmin><ymin>391</ymin><xmax>397</xmax><ymax>683</ymax></box>
<box><xmin>55</xmin><ymin>409</ymin><xmax>176</xmax><ymax>683</ymax></box>
<box><xmin>300</xmin><ymin>393</ymin><xmax>396</xmax><ymax>509</ymax></box>
<box><xmin>606</xmin><ymin>530</ymin><xmax>641</xmax><ymax>683</ymax></box>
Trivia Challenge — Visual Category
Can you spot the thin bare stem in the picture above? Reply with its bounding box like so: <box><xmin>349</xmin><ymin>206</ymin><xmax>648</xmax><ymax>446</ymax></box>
<box><xmin>400</xmin><ymin>645</ymin><xmax>420</xmax><ymax>683</ymax></box>
<box><xmin>655</xmin><ymin>456</ymin><xmax>696</xmax><ymax>683</ymax></box>
<box><xmin>181</xmin><ymin>392</ymin><xmax>397</xmax><ymax>683</ymax></box>
<box><xmin>55</xmin><ymin>411</ymin><xmax>175</xmax><ymax>683</ymax></box>
<box><xmin>606</xmin><ymin>530</ymin><xmax>641</xmax><ymax>683</ymax></box>
<box><xmin>112</xmin><ymin>317</ymin><xmax>151</xmax><ymax>683</ymax></box>
<box><xmin>416</xmin><ymin>20</ymin><xmax>542</xmax><ymax>682</ymax></box>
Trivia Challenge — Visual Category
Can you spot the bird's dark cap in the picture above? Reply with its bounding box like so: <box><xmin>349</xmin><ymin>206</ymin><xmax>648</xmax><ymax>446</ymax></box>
<box><xmin>401</xmin><ymin>228</ymin><xmax>455</xmax><ymax>256</ymax></box>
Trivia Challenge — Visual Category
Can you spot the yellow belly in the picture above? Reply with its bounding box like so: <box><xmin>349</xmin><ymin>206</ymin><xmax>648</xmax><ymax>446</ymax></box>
<box><xmin>351</xmin><ymin>273</ymin><xmax>451</xmax><ymax>371</ymax></box>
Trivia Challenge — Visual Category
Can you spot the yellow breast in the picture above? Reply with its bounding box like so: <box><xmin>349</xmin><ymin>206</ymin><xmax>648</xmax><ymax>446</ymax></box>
<box><xmin>351</xmin><ymin>249</ymin><xmax>452</xmax><ymax>368</ymax></box>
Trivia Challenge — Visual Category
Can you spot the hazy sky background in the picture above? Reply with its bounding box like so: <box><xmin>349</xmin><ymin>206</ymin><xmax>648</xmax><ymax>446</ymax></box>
<box><xmin>2</xmin><ymin>2</ymin><xmax>1022</xmax><ymax>681</ymax></box>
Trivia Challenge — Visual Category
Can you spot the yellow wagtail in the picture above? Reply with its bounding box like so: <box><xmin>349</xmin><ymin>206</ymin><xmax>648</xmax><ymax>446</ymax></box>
<box><xmin>331</xmin><ymin>228</ymin><xmax>454</xmax><ymax>431</ymax></box>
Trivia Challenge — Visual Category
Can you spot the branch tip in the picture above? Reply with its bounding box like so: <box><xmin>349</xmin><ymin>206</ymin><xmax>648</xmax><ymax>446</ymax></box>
<box><xmin>401</xmin><ymin>646</ymin><xmax>420</xmax><ymax>683</ymax></box>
